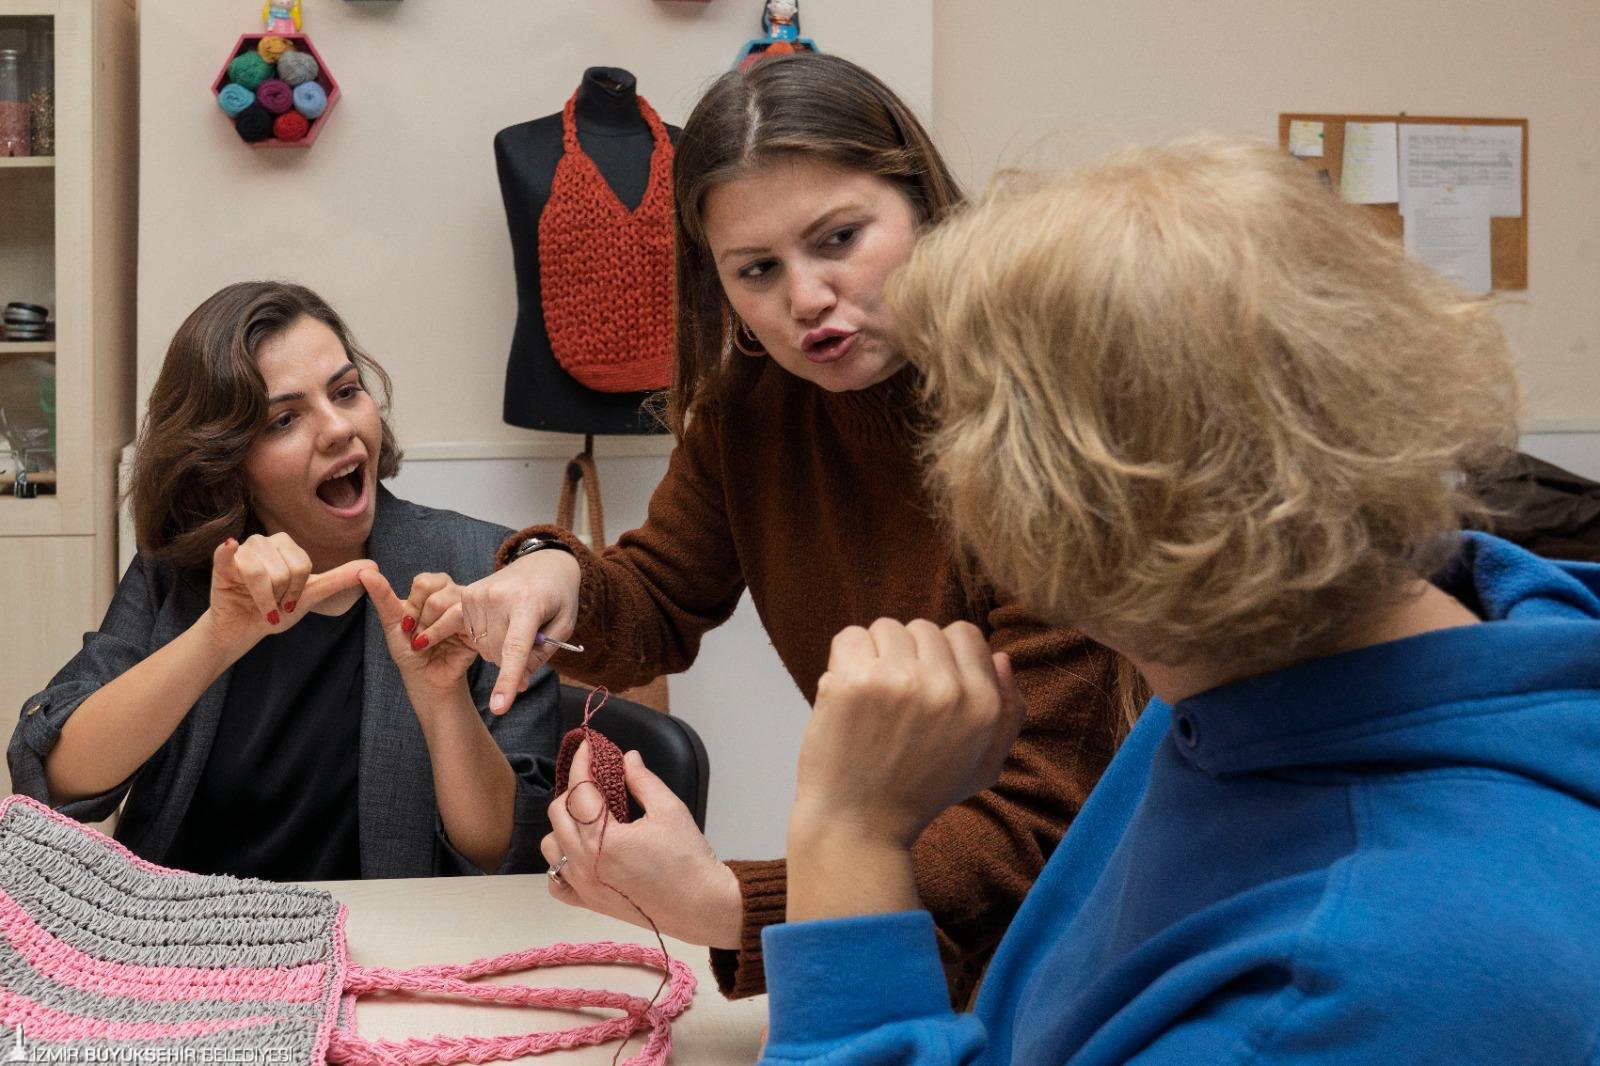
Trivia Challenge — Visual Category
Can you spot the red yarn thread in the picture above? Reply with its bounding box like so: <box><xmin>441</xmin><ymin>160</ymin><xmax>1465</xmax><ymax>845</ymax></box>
<box><xmin>554</xmin><ymin>715</ymin><xmax>629</xmax><ymax>824</ymax></box>
<box><xmin>537</xmin><ymin>93</ymin><xmax>676</xmax><ymax>393</ymax></box>
<box><xmin>555</xmin><ymin>687</ymin><xmax>674</xmax><ymax>1065</ymax></box>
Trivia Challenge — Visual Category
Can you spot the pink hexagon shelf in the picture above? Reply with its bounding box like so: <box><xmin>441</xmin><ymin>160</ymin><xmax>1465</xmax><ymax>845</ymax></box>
<box><xmin>211</xmin><ymin>33</ymin><xmax>340</xmax><ymax>148</ymax></box>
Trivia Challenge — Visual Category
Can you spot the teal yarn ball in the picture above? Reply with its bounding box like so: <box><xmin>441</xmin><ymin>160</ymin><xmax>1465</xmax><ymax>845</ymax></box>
<box><xmin>216</xmin><ymin>83</ymin><xmax>254</xmax><ymax>117</ymax></box>
<box><xmin>292</xmin><ymin>81</ymin><xmax>327</xmax><ymax>120</ymax></box>
<box><xmin>227</xmin><ymin>51</ymin><xmax>273</xmax><ymax>91</ymax></box>
<box><xmin>276</xmin><ymin>50</ymin><xmax>319</xmax><ymax>87</ymax></box>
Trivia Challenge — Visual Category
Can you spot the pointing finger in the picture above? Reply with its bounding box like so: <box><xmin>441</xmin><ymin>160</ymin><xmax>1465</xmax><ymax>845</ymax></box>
<box><xmin>357</xmin><ymin>567</ymin><xmax>404</xmax><ymax>628</ymax></box>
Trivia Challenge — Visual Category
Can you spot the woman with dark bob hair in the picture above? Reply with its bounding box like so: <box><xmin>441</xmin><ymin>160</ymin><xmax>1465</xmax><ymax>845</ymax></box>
<box><xmin>8</xmin><ymin>281</ymin><xmax>559</xmax><ymax>879</ymax></box>
<box><xmin>462</xmin><ymin>52</ymin><xmax>1132</xmax><ymax>1005</ymax></box>
<box><xmin>758</xmin><ymin>139</ymin><xmax>1600</xmax><ymax>1062</ymax></box>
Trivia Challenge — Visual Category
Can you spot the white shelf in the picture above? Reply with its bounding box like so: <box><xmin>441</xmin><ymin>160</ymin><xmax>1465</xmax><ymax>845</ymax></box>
<box><xmin>0</xmin><ymin>2</ymin><xmax>137</xmax><ymax>796</ymax></box>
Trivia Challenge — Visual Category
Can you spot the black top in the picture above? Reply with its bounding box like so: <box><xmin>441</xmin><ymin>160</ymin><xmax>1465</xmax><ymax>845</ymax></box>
<box><xmin>494</xmin><ymin>66</ymin><xmax>679</xmax><ymax>436</ymax></box>
<box><xmin>164</xmin><ymin>603</ymin><xmax>364</xmax><ymax>881</ymax></box>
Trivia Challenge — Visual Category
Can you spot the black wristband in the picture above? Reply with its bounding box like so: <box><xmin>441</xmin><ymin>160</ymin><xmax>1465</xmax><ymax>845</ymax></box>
<box><xmin>510</xmin><ymin>535</ymin><xmax>576</xmax><ymax>562</ymax></box>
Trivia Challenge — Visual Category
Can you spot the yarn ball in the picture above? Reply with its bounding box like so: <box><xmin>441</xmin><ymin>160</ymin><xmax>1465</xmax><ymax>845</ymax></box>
<box><xmin>554</xmin><ymin>727</ymin><xmax>632</xmax><ymax>824</ymax></box>
<box><xmin>272</xmin><ymin>110</ymin><xmax>310</xmax><ymax>142</ymax></box>
<box><xmin>291</xmin><ymin>81</ymin><xmax>327</xmax><ymax>120</ymax></box>
<box><xmin>276</xmin><ymin>49</ymin><xmax>320</xmax><ymax>87</ymax></box>
<box><xmin>256</xmin><ymin>36</ymin><xmax>293</xmax><ymax>64</ymax></box>
<box><xmin>234</xmin><ymin>104</ymin><xmax>275</xmax><ymax>144</ymax></box>
<box><xmin>255</xmin><ymin>78</ymin><xmax>293</xmax><ymax>114</ymax></box>
<box><xmin>227</xmin><ymin>51</ymin><xmax>273</xmax><ymax>91</ymax></box>
<box><xmin>216</xmin><ymin>83</ymin><xmax>254</xmax><ymax>117</ymax></box>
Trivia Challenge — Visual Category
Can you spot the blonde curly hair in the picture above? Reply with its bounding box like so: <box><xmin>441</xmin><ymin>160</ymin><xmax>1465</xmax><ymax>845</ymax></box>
<box><xmin>889</xmin><ymin>137</ymin><xmax>1519</xmax><ymax>674</ymax></box>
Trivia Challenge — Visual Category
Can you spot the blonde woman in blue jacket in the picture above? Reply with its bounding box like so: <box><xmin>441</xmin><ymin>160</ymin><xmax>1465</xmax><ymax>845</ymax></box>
<box><xmin>759</xmin><ymin>139</ymin><xmax>1600</xmax><ymax>1063</ymax></box>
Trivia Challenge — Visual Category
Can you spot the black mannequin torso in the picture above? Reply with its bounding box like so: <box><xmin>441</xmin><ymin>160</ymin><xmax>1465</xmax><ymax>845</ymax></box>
<box><xmin>495</xmin><ymin>67</ymin><xmax>680</xmax><ymax>435</ymax></box>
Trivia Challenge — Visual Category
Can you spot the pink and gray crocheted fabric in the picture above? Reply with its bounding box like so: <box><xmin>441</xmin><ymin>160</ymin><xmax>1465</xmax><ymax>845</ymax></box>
<box><xmin>0</xmin><ymin>793</ymin><xmax>347</xmax><ymax>1059</ymax></box>
<box><xmin>0</xmin><ymin>794</ymin><xmax>696</xmax><ymax>1064</ymax></box>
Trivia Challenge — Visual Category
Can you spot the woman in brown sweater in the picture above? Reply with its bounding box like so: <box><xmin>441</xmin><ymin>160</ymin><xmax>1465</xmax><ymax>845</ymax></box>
<box><xmin>461</xmin><ymin>54</ymin><xmax>1127</xmax><ymax>1004</ymax></box>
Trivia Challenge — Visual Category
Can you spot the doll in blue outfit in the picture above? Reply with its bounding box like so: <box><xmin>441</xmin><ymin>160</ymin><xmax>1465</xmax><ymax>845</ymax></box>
<box><xmin>759</xmin><ymin>138</ymin><xmax>1600</xmax><ymax>1063</ymax></box>
<box><xmin>733</xmin><ymin>0</ymin><xmax>820</xmax><ymax>71</ymax></box>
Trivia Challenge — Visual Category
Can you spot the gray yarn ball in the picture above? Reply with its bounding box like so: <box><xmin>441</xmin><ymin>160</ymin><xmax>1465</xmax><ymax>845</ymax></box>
<box><xmin>277</xmin><ymin>50</ymin><xmax>320</xmax><ymax>87</ymax></box>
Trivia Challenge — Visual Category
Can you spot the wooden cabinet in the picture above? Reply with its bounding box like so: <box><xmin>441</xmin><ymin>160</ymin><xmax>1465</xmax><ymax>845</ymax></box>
<box><xmin>0</xmin><ymin>0</ymin><xmax>136</xmax><ymax>792</ymax></box>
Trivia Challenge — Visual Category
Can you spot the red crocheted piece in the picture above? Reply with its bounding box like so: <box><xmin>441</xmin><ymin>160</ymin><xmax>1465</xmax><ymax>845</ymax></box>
<box><xmin>538</xmin><ymin>92</ymin><xmax>675</xmax><ymax>394</ymax></box>
<box><xmin>555</xmin><ymin>724</ymin><xmax>632</xmax><ymax>824</ymax></box>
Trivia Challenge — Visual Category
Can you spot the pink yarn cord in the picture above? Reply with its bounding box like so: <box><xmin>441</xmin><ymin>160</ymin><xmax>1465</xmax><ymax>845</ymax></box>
<box><xmin>565</xmin><ymin>687</ymin><xmax>677</xmax><ymax>1064</ymax></box>
<box><xmin>326</xmin><ymin>942</ymin><xmax>695</xmax><ymax>1065</ymax></box>
<box><xmin>328</xmin><ymin>687</ymin><xmax>692</xmax><ymax>1065</ymax></box>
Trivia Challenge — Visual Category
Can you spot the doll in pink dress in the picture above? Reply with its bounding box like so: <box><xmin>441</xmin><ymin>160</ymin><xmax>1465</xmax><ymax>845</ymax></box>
<box><xmin>262</xmin><ymin>1</ymin><xmax>301</xmax><ymax>34</ymax></box>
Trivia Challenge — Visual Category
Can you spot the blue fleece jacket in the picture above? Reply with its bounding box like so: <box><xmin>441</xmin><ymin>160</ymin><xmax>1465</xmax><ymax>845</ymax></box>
<box><xmin>761</xmin><ymin>534</ymin><xmax>1600</xmax><ymax>1064</ymax></box>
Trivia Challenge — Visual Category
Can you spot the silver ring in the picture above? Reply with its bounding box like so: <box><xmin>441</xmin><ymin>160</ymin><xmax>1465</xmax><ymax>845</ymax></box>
<box><xmin>548</xmin><ymin>854</ymin><xmax>569</xmax><ymax>885</ymax></box>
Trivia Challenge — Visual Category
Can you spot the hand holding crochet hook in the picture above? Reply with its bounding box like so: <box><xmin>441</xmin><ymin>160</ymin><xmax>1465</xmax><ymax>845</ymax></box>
<box><xmin>460</xmin><ymin>545</ymin><xmax>584</xmax><ymax>715</ymax></box>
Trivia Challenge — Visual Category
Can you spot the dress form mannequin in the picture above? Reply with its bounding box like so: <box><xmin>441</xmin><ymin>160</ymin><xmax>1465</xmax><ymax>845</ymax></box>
<box><xmin>495</xmin><ymin>67</ymin><xmax>679</xmax><ymax>435</ymax></box>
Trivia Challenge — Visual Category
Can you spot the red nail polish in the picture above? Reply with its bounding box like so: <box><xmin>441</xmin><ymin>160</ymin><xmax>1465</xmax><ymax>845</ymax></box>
<box><xmin>283</xmin><ymin>601</ymin><xmax>296</xmax><ymax>614</ymax></box>
<box><xmin>411</xmin><ymin>634</ymin><xmax>429</xmax><ymax>652</ymax></box>
<box><xmin>266</xmin><ymin>610</ymin><xmax>280</xmax><ymax>625</ymax></box>
<box><xmin>401</xmin><ymin>616</ymin><xmax>415</xmax><ymax>633</ymax></box>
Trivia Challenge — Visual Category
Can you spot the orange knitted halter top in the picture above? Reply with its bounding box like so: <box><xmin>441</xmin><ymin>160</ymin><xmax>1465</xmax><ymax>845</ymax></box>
<box><xmin>537</xmin><ymin>92</ymin><xmax>676</xmax><ymax>394</ymax></box>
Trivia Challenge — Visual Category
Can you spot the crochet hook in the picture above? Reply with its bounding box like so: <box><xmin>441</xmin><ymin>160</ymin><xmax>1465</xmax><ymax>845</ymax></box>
<box><xmin>537</xmin><ymin>632</ymin><xmax>585</xmax><ymax>654</ymax></box>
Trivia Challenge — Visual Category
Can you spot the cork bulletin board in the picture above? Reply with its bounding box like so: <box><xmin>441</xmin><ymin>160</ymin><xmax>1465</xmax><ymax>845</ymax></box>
<box><xmin>1277</xmin><ymin>114</ymin><xmax>1529</xmax><ymax>290</ymax></box>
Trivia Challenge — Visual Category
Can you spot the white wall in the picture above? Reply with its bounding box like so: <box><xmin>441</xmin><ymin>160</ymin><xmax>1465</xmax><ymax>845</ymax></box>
<box><xmin>135</xmin><ymin>0</ymin><xmax>932</xmax><ymax>444</ymax></box>
<box><xmin>932</xmin><ymin>1</ymin><xmax>1600</xmax><ymax>430</ymax></box>
<box><xmin>1520</xmin><ymin>433</ymin><xmax>1600</xmax><ymax>482</ymax></box>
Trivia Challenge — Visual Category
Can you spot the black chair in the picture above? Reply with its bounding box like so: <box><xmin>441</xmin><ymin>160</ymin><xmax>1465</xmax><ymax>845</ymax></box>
<box><xmin>555</xmin><ymin>684</ymin><xmax>711</xmax><ymax>830</ymax></box>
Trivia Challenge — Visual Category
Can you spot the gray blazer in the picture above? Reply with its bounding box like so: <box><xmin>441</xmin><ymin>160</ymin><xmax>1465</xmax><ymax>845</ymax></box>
<box><xmin>8</xmin><ymin>486</ymin><xmax>559</xmax><ymax>877</ymax></box>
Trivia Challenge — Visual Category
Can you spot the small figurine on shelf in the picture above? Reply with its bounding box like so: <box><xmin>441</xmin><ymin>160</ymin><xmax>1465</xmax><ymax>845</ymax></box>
<box><xmin>764</xmin><ymin>0</ymin><xmax>800</xmax><ymax>52</ymax></box>
<box><xmin>262</xmin><ymin>1</ymin><xmax>302</xmax><ymax>34</ymax></box>
<box><xmin>734</xmin><ymin>0</ymin><xmax>819</xmax><ymax>71</ymax></box>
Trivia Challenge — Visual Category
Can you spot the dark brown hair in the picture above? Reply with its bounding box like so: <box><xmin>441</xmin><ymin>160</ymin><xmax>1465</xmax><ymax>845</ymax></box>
<box><xmin>665</xmin><ymin>53</ymin><xmax>965</xmax><ymax>436</ymax></box>
<box><xmin>128</xmin><ymin>281</ymin><xmax>402</xmax><ymax>570</ymax></box>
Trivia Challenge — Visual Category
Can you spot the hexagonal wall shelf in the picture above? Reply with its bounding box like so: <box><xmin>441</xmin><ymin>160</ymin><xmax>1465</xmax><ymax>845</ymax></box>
<box><xmin>211</xmin><ymin>33</ymin><xmax>340</xmax><ymax>148</ymax></box>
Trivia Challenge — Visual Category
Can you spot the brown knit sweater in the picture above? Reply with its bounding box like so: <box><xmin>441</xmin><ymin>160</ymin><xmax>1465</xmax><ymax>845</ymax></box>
<box><xmin>496</xmin><ymin>361</ymin><xmax>1122</xmax><ymax>1005</ymax></box>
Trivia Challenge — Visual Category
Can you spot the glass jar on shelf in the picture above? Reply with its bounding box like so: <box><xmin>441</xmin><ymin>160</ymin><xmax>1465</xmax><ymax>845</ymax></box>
<box><xmin>0</xmin><ymin>358</ymin><xmax>54</xmax><ymax>498</ymax></box>
<box><xmin>0</xmin><ymin>47</ymin><xmax>29</xmax><ymax>156</ymax></box>
<box><xmin>12</xmin><ymin>424</ymin><xmax>51</xmax><ymax>497</ymax></box>
<box><xmin>26</xmin><ymin>20</ymin><xmax>51</xmax><ymax>156</ymax></box>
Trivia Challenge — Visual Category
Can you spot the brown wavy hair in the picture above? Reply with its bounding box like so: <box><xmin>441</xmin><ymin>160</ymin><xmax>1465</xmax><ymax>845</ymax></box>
<box><xmin>891</xmin><ymin>138</ymin><xmax>1519</xmax><ymax>678</ymax></box>
<box><xmin>665</xmin><ymin>53</ymin><xmax>964</xmax><ymax>436</ymax></box>
<box><xmin>128</xmin><ymin>281</ymin><xmax>402</xmax><ymax>571</ymax></box>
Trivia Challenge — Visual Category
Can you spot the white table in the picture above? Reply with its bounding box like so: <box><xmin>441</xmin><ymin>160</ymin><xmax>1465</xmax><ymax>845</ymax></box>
<box><xmin>315</xmin><ymin>875</ymin><xmax>768</xmax><ymax>1064</ymax></box>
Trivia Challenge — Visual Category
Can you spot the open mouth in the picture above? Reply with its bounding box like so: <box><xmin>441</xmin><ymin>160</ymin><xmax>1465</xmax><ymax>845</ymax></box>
<box><xmin>803</xmin><ymin>332</ymin><xmax>857</xmax><ymax>364</ymax></box>
<box><xmin>315</xmin><ymin>459</ymin><xmax>368</xmax><ymax>516</ymax></box>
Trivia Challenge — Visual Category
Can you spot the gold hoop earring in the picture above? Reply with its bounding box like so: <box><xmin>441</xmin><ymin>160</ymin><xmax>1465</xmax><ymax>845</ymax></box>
<box><xmin>730</xmin><ymin>316</ymin><xmax>766</xmax><ymax>358</ymax></box>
